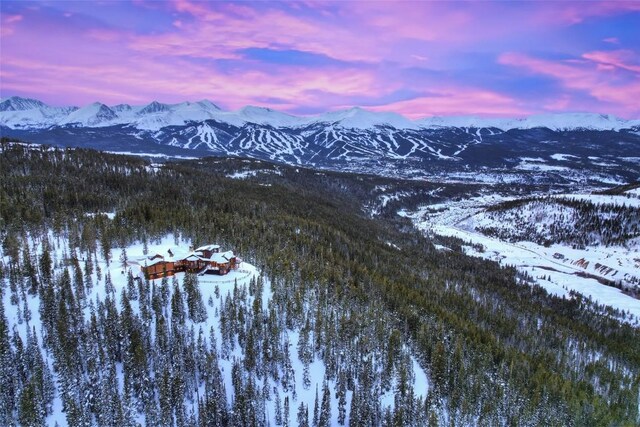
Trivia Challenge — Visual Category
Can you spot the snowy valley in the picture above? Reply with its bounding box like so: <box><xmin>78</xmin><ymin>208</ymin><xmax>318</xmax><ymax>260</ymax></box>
<box><xmin>399</xmin><ymin>186</ymin><xmax>640</xmax><ymax>326</ymax></box>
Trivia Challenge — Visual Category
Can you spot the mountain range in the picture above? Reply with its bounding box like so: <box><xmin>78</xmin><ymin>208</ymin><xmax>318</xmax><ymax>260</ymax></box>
<box><xmin>2</xmin><ymin>96</ymin><xmax>639</xmax><ymax>131</ymax></box>
<box><xmin>2</xmin><ymin>96</ymin><xmax>639</xmax><ymax>183</ymax></box>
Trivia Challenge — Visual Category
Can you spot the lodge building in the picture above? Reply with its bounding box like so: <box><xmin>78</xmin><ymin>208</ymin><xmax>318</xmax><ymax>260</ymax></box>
<box><xmin>135</xmin><ymin>244</ymin><xmax>240</xmax><ymax>280</ymax></box>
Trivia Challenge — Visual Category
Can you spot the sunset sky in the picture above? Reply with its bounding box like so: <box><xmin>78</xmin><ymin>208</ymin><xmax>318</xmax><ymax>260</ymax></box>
<box><xmin>1</xmin><ymin>0</ymin><xmax>639</xmax><ymax>118</ymax></box>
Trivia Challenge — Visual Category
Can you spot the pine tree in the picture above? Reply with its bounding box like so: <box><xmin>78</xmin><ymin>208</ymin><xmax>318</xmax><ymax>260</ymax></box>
<box><xmin>105</xmin><ymin>272</ymin><xmax>115</xmax><ymax>295</ymax></box>
<box><xmin>18</xmin><ymin>380</ymin><xmax>44</xmax><ymax>426</ymax></box>
<box><xmin>313</xmin><ymin>384</ymin><xmax>319</xmax><ymax>427</ymax></box>
<box><xmin>318</xmin><ymin>380</ymin><xmax>331</xmax><ymax>427</ymax></box>
<box><xmin>297</xmin><ymin>402</ymin><xmax>309</xmax><ymax>427</ymax></box>
<box><xmin>119</xmin><ymin>248</ymin><xmax>128</xmax><ymax>272</ymax></box>
<box><xmin>348</xmin><ymin>389</ymin><xmax>359</xmax><ymax>427</ymax></box>
<box><xmin>283</xmin><ymin>395</ymin><xmax>290</xmax><ymax>427</ymax></box>
<box><xmin>275</xmin><ymin>388</ymin><xmax>283</xmax><ymax>426</ymax></box>
<box><xmin>126</xmin><ymin>270</ymin><xmax>137</xmax><ymax>301</ymax></box>
<box><xmin>39</xmin><ymin>246</ymin><xmax>52</xmax><ymax>286</ymax></box>
<box><xmin>336</xmin><ymin>372</ymin><xmax>347</xmax><ymax>425</ymax></box>
<box><xmin>0</xmin><ymin>300</ymin><xmax>16</xmax><ymax>426</ymax></box>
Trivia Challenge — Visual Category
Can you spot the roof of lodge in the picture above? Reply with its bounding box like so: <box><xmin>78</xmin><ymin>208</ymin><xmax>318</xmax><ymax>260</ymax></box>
<box><xmin>144</xmin><ymin>258</ymin><xmax>170</xmax><ymax>267</ymax></box>
<box><xmin>196</xmin><ymin>244</ymin><xmax>221</xmax><ymax>252</ymax></box>
<box><xmin>210</xmin><ymin>252</ymin><xmax>231</xmax><ymax>264</ymax></box>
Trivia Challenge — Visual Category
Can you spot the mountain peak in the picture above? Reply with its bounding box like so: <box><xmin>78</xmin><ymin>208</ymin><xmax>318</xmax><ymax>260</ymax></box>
<box><xmin>195</xmin><ymin>99</ymin><xmax>221</xmax><ymax>111</ymax></box>
<box><xmin>59</xmin><ymin>102</ymin><xmax>117</xmax><ymax>126</ymax></box>
<box><xmin>112</xmin><ymin>103</ymin><xmax>133</xmax><ymax>113</ymax></box>
<box><xmin>237</xmin><ymin>105</ymin><xmax>304</xmax><ymax>127</ymax></box>
<box><xmin>138</xmin><ymin>101</ymin><xmax>171</xmax><ymax>115</ymax></box>
<box><xmin>240</xmin><ymin>105</ymin><xmax>276</xmax><ymax>114</ymax></box>
<box><xmin>314</xmin><ymin>106</ymin><xmax>419</xmax><ymax>130</ymax></box>
<box><xmin>0</xmin><ymin>96</ymin><xmax>47</xmax><ymax>112</ymax></box>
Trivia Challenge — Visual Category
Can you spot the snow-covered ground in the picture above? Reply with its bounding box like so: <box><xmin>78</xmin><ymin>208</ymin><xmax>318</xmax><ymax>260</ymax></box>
<box><xmin>225</xmin><ymin>169</ymin><xmax>283</xmax><ymax>180</ymax></box>
<box><xmin>3</xmin><ymin>234</ymin><xmax>430</xmax><ymax>426</ymax></box>
<box><xmin>400</xmin><ymin>194</ymin><xmax>640</xmax><ymax>326</ymax></box>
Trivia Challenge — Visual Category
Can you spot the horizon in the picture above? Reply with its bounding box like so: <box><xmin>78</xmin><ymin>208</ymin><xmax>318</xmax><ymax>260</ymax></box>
<box><xmin>1</xmin><ymin>1</ymin><xmax>639</xmax><ymax>119</ymax></box>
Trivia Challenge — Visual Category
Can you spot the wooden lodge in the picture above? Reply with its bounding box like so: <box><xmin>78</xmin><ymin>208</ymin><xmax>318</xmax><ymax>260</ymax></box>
<box><xmin>139</xmin><ymin>244</ymin><xmax>240</xmax><ymax>280</ymax></box>
<box><xmin>142</xmin><ymin>257</ymin><xmax>176</xmax><ymax>280</ymax></box>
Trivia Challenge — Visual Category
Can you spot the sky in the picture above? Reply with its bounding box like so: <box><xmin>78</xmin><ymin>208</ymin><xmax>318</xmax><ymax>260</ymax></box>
<box><xmin>1</xmin><ymin>0</ymin><xmax>639</xmax><ymax>119</ymax></box>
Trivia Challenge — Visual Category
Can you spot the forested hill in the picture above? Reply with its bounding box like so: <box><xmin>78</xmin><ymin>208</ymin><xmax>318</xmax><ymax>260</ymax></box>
<box><xmin>476</xmin><ymin>196</ymin><xmax>640</xmax><ymax>248</ymax></box>
<box><xmin>1</xmin><ymin>141</ymin><xmax>640</xmax><ymax>426</ymax></box>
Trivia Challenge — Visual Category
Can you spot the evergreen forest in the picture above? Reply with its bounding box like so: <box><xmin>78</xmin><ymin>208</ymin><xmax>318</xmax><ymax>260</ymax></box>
<box><xmin>1</xmin><ymin>140</ymin><xmax>639</xmax><ymax>426</ymax></box>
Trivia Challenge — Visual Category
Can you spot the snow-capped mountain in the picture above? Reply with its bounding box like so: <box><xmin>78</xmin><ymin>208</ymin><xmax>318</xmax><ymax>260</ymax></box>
<box><xmin>2</xmin><ymin>96</ymin><xmax>639</xmax><ymax>131</ymax></box>
<box><xmin>2</xmin><ymin>96</ymin><xmax>639</xmax><ymax>182</ymax></box>
<box><xmin>0</xmin><ymin>96</ymin><xmax>78</xmax><ymax>129</ymax></box>
<box><xmin>417</xmin><ymin>113</ymin><xmax>638</xmax><ymax>131</ymax></box>
<box><xmin>0</xmin><ymin>96</ymin><xmax>48</xmax><ymax>111</ymax></box>
<box><xmin>60</xmin><ymin>102</ymin><xmax>119</xmax><ymax>127</ymax></box>
<box><xmin>309</xmin><ymin>107</ymin><xmax>420</xmax><ymax>130</ymax></box>
<box><xmin>0</xmin><ymin>97</ymin><xmax>226</xmax><ymax>130</ymax></box>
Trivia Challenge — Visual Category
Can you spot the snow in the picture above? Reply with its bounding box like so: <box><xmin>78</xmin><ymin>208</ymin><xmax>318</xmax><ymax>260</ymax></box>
<box><xmin>551</xmin><ymin>153</ymin><xmax>579</xmax><ymax>161</ymax></box>
<box><xmin>226</xmin><ymin>170</ymin><xmax>258</xmax><ymax>179</ymax></box>
<box><xmin>7</xmin><ymin>95</ymin><xmax>637</xmax><ymax>132</ymax></box>
<box><xmin>401</xmin><ymin>194</ymin><xmax>640</xmax><ymax>325</ymax></box>
<box><xmin>310</xmin><ymin>107</ymin><xmax>420</xmax><ymax>130</ymax></box>
<box><xmin>417</xmin><ymin>112</ymin><xmax>640</xmax><ymax>131</ymax></box>
<box><xmin>59</xmin><ymin>102</ymin><xmax>117</xmax><ymax>127</ymax></box>
<box><xmin>3</xmin><ymin>233</ymin><xmax>430</xmax><ymax>425</ymax></box>
<box><xmin>516</xmin><ymin>160</ymin><xmax>571</xmax><ymax>172</ymax></box>
<box><xmin>225</xmin><ymin>169</ymin><xmax>283</xmax><ymax>180</ymax></box>
<box><xmin>0</xmin><ymin>96</ymin><xmax>76</xmax><ymax>128</ymax></box>
<box><xmin>236</xmin><ymin>106</ymin><xmax>308</xmax><ymax>127</ymax></box>
<box><xmin>85</xmin><ymin>211</ymin><xmax>116</xmax><ymax>220</ymax></box>
<box><xmin>432</xmin><ymin>223</ymin><xmax>640</xmax><ymax>324</ymax></box>
<box><xmin>416</xmin><ymin>115</ymin><xmax>511</xmax><ymax>129</ymax></box>
<box><xmin>133</xmin><ymin>100</ymin><xmax>225</xmax><ymax>130</ymax></box>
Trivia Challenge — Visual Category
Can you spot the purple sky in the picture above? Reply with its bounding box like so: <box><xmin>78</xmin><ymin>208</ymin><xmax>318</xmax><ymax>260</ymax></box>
<box><xmin>1</xmin><ymin>0</ymin><xmax>639</xmax><ymax>118</ymax></box>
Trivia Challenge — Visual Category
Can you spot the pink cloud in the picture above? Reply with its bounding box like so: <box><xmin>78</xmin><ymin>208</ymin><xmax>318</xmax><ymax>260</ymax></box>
<box><xmin>582</xmin><ymin>50</ymin><xmax>640</xmax><ymax>73</ymax></box>
<box><xmin>532</xmin><ymin>1</ymin><xmax>640</xmax><ymax>25</ymax></box>
<box><xmin>130</xmin><ymin>1</ymin><xmax>382</xmax><ymax>63</ymax></box>
<box><xmin>1</xmin><ymin>14</ymin><xmax>23</xmax><ymax>36</ymax></box>
<box><xmin>499</xmin><ymin>51</ymin><xmax>640</xmax><ymax>117</ymax></box>
<box><xmin>543</xmin><ymin>95</ymin><xmax>572</xmax><ymax>112</ymax></box>
<box><xmin>0</xmin><ymin>51</ymin><xmax>390</xmax><ymax>112</ymax></box>
<box><xmin>2</xmin><ymin>0</ymin><xmax>639</xmax><ymax>117</ymax></box>
<box><xmin>138</xmin><ymin>0</ymin><xmax>503</xmax><ymax>66</ymax></box>
<box><xmin>369</xmin><ymin>87</ymin><xmax>529</xmax><ymax>119</ymax></box>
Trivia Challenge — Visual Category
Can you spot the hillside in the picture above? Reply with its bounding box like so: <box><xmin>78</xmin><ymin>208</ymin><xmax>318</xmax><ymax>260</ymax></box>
<box><xmin>1</xmin><ymin>141</ymin><xmax>640</xmax><ymax>426</ymax></box>
<box><xmin>472</xmin><ymin>196</ymin><xmax>640</xmax><ymax>248</ymax></box>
